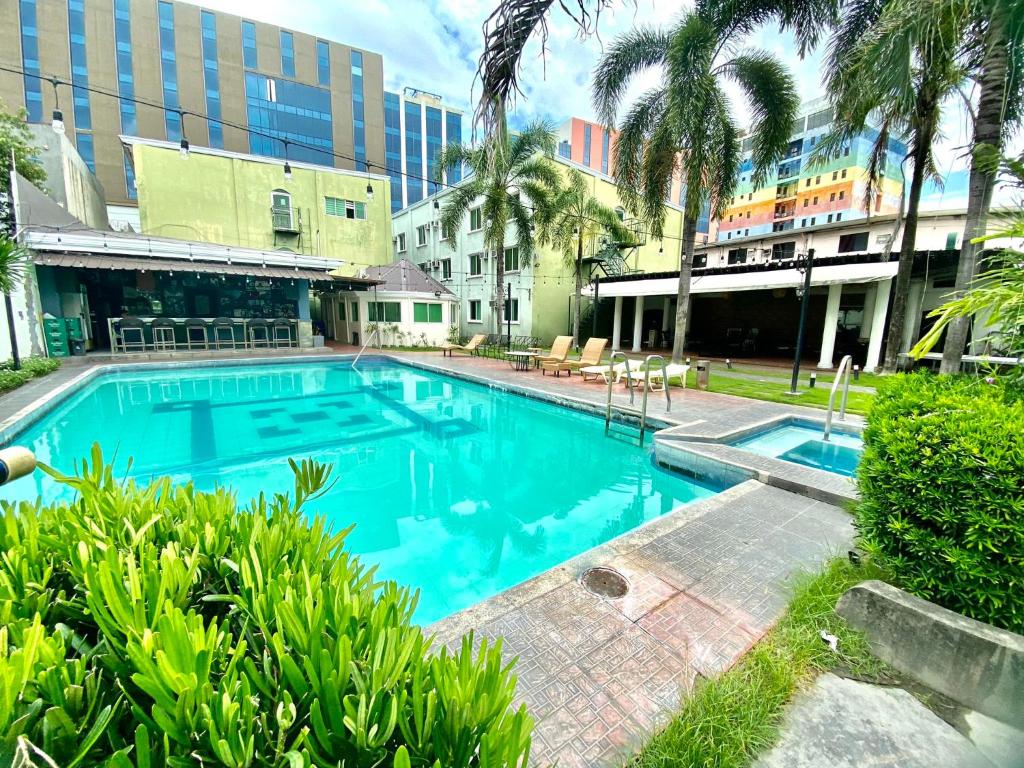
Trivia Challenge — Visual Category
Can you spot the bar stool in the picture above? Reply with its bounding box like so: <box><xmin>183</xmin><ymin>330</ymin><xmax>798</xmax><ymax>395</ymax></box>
<box><xmin>152</xmin><ymin>318</ymin><xmax>177</xmax><ymax>352</ymax></box>
<box><xmin>118</xmin><ymin>316</ymin><xmax>146</xmax><ymax>353</ymax></box>
<box><xmin>271</xmin><ymin>318</ymin><xmax>294</xmax><ymax>347</ymax></box>
<box><xmin>185</xmin><ymin>318</ymin><xmax>210</xmax><ymax>351</ymax></box>
<box><xmin>212</xmin><ymin>317</ymin><xmax>238</xmax><ymax>350</ymax></box>
<box><xmin>248</xmin><ymin>319</ymin><xmax>272</xmax><ymax>349</ymax></box>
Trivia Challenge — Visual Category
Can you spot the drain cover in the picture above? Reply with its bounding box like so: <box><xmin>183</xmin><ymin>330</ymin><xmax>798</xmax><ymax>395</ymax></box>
<box><xmin>581</xmin><ymin>567</ymin><xmax>629</xmax><ymax>598</ymax></box>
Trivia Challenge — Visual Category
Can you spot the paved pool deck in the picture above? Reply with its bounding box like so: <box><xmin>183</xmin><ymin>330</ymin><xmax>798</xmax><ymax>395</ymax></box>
<box><xmin>1</xmin><ymin>350</ymin><xmax>862</xmax><ymax>767</ymax></box>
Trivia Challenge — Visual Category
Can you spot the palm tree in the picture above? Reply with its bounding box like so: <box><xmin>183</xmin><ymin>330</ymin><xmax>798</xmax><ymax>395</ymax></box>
<box><xmin>534</xmin><ymin>168</ymin><xmax>633</xmax><ymax>347</ymax></box>
<box><xmin>0</xmin><ymin>238</ymin><xmax>27</xmax><ymax>370</ymax></box>
<box><xmin>812</xmin><ymin>0</ymin><xmax>967</xmax><ymax>373</ymax></box>
<box><xmin>593</xmin><ymin>14</ymin><xmax>800</xmax><ymax>363</ymax></box>
<box><xmin>435</xmin><ymin>115</ymin><xmax>559</xmax><ymax>333</ymax></box>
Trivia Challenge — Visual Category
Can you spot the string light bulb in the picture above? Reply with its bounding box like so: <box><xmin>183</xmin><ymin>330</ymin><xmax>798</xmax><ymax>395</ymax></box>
<box><xmin>366</xmin><ymin>182</ymin><xmax>374</xmax><ymax>201</ymax></box>
<box><xmin>51</xmin><ymin>109</ymin><xmax>65</xmax><ymax>135</ymax></box>
<box><xmin>179</xmin><ymin>137</ymin><xmax>190</xmax><ymax>158</ymax></box>
<box><xmin>283</xmin><ymin>161</ymin><xmax>292</xmax><ymax>181</ymax></box>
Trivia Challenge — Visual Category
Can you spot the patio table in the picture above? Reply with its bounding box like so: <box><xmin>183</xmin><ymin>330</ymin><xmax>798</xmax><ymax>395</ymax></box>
<box><xmin>507</xmin><ymin>351</ymin><xmax>540</xmax><ymax>371</ymax></box>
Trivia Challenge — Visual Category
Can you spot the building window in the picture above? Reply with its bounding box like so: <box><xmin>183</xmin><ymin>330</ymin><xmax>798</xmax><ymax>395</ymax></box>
<box><xmin>337</xmin><ymin>302</ymin><xmax>346</xmax><ymax>321</ymax></box>
<box><xmin>368</xmin><ymin>302</ymin><xmax>401</xmax><ymax>322</ymax></box>
<box><xmin>271</xmin><ymin>189</ymin><xmax>293</xmax><ymax>229</ymax></box>
<box><xmin>394</xmin><ymin>233</ymin><xmax>406</xmax><ymax>252</ymax></box>
<box><xmin>280</xmin><ymin>30</ymin><xmax>295</xmax><ymax>77</ymax></box>
<box><xmin>838</xmin><ymin>232</ymin><xmax>869</xmax><ymax>252</ymax></box>
<box><xmin>771</xmin><ymin>241</ymin><xmax>796</xmax><ymax>260</ymax></box>
<box><xmin>803</xmin><ymin>198</ymin><xmax>808</xmax><ymax>207</ymax></box>
<box><xmin>727</xmin><ymin>248</ymin><xmax>747</xmax><ymax>264</ymax></box>
<box><xmin>416</xmin><ymin>224</ymin><xmax>428</xmax><ymax>247</ymax></box>
<box><xmin>469</xmin><ymin>207</ymin><xmax>482</xmax><ymax>231</ymax></box>
<box><xmin>744</xmin><ymin>228</ymin><xmax>749</xmax><ymax>236</ymax></box>
<box><xmin>446</xmin><ymin>111</ymin><xmax>463</xmax><ymax>184</ymax></box>
<box><xmin>440</xmin><ymin>259</ymin><xmax>452</xmax><ymax>279</ymax></box>
<box><xmin>583</xmin><ymin>123</ymin><xmax>592</xmax><ymax>167</ymax></box>
<box><xmin>504</xmin><ymin>298</ymin><xmax>520</xmax><ymax>323</ymax></box>
<box><xmin>200</xmin><ymin>11</ymin><xmax>223</xmax><ymax>148</ymax></box>
<box><xmin>815</xmin><ymin>175</ymin><xmax>821</xmax><ymax>184</ymax></box>
<box><xmin>19</xmin><ymin>0</ymin><xmax>42</xmax><ymax>122</ymax></box>
<box><xmin>830</xmin><ymin>192</ymin><xmax>836</xmax><ymax>202</ymax></box>
<box><xmin>843</xmin><ymin>145</ymin><xmax>851</xmax><ymax>157</ymax></box>
<box><xmin>810</xmin><ymin>217</ymin><xmax>816</xmax><ymax>225</ymax></box>
<box><xmin>504</xmin><ymin>246</ymin><xmax>520</xmax><ymax>272</ymax></box>
<box><xmin>316</xmin><ymin>40</ymin><xmax>330</xmax><ymax>85</ymax></box>
<box><xmin>425</xmin><ymin>106</ymin><xmax>443</xmax><ymax>195</ymax></box>
<box><xmin>839</xmin><ymin>191</ymin><xmax>845</xmax><ymax>200</ymax></box>
<box><xmin>157</xmin><ymin>1</ymin><xmax>179</xmax><ymax>143</ymax></box>
<box><xmin>351</xmin><ymin>302</ymin><xmax>359</xmax><ymax>321</ymax></box>
<box><xmin>813</xmin><ymin>196</ymin><xmax>818</xmax><ymax>204</ymax></box>
<box><xmin>800</xmin><ymin>218</ymin><xmax>806</xmax><ymax>227</ymax></box>
<box><xmin>404</xmin><ymin>100</ymin><xmax>423</xmax><ymax>204</ymax></box>
<box><xmin>945</xmin><ymin>232</ymin><xmax>958</xmax><ymax>249</ymax></box>
<box><xmin>113</xmin><ymin>0</ymin><xmax>137</xmax><ymax>193</ymax></box>
<box><xmin>325</xmin><ymin>197</ymin><xmax>367</xmax><ymax>220</ymax></box>
<box><xmin>747</xmin><ymin>193</ymin><xmax>752</xmax><ymax>200</ymax></box>
<box><xmin>729</xmin><ymin>214</ymin><xmax>734</xmax><ymax>222</ymax></box>
<box><xmin>246</xmin><ymin>72</ymin><xmax>333</xmax><ymax>164</ymax></box>
<box><xmin>805</xmin><ymin>179</ymin><xmax>811</xmax><ymax>187</ymax></box>
<box><xmin>385</xmin><ymin>92</ymin><xmax>403</xmax><ymax>212</ymax></box>
<box><xmin>827</xmin><ymin>214</ymin><xmax>833</xmax><ymax>223</ymax></box>
<box><xmin>841</xmin><ymin>169</ymin><xmax>847</xmax><ymax>179</ymax></box>
<box><xmin>469</xmin><ymin>253</ymin><xmax>483</xmax><ymax>276</ymax></box>
<box><xmin>601</xmin><ymin>130</ymin><xmax>610</xmax><ymax>174</ymax></box>
<box><xmin>413</xmin><ymin>303</ymin><xmax>443</xmax><ymax>323</ymax></box>
<box><xmin>241</xmin><ymin>20</ymin><xmax>257</xmax><ymax>68</ymax></box>
<box><xmin>469</xmin><ymin>300</ymin><xmax>482</xmax><ymax>321</ymax></box>
<box><xmin>746</xmin><ymin>211</ymin><xmax>750</xmax><ymax>218</ymax></box>
<box><xmin>832</xmin><ymin>171</ymin><xmax>838</xmax><ymax>181</ymax></box>
<box><xmin>351</xmin><ymin>50</ymin><xmax>367</xmax><ymax>171</ymax></box>
<box><xmin>836</xmin><ymin>212</ymin><xmax>842</xmax><ymax>221</ymax></box>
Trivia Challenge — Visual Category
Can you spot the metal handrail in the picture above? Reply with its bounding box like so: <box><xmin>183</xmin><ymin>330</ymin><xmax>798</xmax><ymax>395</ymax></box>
<box><xmin>352</xmin><ymin>325</ymin><xmax>380</xmax><ymax>368</ymax></box>
<box><xmin>823</xmin><ymin>354</ymin><xmax>853</xmax><ymax>442</ymax></box>
<box><xmin>640</xmin><ymin>355</ymin><xmax>672</xmax><ymax>445</ymax></box>
<box><xmin>605</xmin><ymin>351</ymin><xmax>635</xmax><ymax>434</ymax></box>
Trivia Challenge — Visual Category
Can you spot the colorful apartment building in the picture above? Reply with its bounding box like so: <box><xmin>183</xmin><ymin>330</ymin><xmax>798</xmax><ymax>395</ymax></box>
<box><xmin>716</xmin><ymin>98</ymin><xmax>906</xmax><ymax>242</ymax></box>
<box><xmin>556</xmin><ymin>117</ymin><xmax>713</xmax><ymax>239</ymax></box>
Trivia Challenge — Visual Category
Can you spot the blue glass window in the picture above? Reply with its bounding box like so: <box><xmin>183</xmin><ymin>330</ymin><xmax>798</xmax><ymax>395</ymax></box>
<box><xmin>583</xmin><ymin>123</ymin><xmax>592</xmax><ymax>167</ymax></box>
<box><xmin>351</xmin><ymin>51</ymin><xmax>366</xmax><ymax>171</ymax></box>
<box><xmin>124</xmin><ymin>157</ymin><xmax>137</xmax><ymax>200</ymax></box>
<box><xmin>426</xmin><ymin>106</ymin><xmax>442</xmax><ymax>195</ymax></box>
<box><xmin>601</xmin><ymin>130</ymin><xmax>610</xmax><ymax>175</ymax></box>
<box><xmin>404</xmin><ymin>100</ymin><xmax>423</xmax><ymax>204</ymax></box>
<box><xmin>280</xmin><ymin>30</ymin><xmax>295</xmax><ymax>77</ymax></box>
<box><xmin>201</xmin><ymin>11</ymin><xmax>222</xmax><ymax>148</ymax></box>
<box><xmin>113</xmin><ymin>0</ymin><xmax>136</xmax><ymax>194</ymax></box>
<box><xmin>158</xmin><ymin>1</ymin><xmax>180</xmax><ymax>141</ymax></box>
<box><xmin>384</xmin><ymin>91</ymin><xmax>403</xmax><ymax>212</ymax></box>
<box><xmin>19</xmin><ymin>0</ymin><xmax>42</xmax><ymax>122</ymax></box>
<box><xmin>245</xmin><ymin>72</ymin><xmax>333</xmax><ymax>165</ymax></box>
<box><xmin>76</xmin><ymin>132</ymin><xmax>94</xmax><ymax>171</ymax></box>
<box><xmin>558</xmin><ymin>140</ymin><xmax>570</xmax><ymax>159</ymax></box>
<box><xmin>68</xmin><ymin>0</ymin><xmax>92</xmax><ymax>132</ymax></box>
<box><xmin>445</xmin><ymin>111</ymin><xmax>462</xmax><ymax>184</ymax></box>
<box><xmin>241</xmin><ymin>21</ymin><xmax>257</xmax><ymax>69</ymax></box>
<box><xmin>317</xmin><ymin>40</ymin><xmax>330</xmax><ymax>86</ymax></box>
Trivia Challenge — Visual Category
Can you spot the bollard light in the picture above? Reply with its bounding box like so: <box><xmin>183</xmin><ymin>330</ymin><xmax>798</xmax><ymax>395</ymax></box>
<box><xmin>726</xmin><ymin>358</ymin><xmax>732</xmax><ymax>369</ymax></box>
<box><xmin>809</xmin><ymin>372</ymin><xmax>816</xmax><ymax>388</ymax></box>
<box><xmin>853</xmin><ymin>364</ymin><xmax>860</xmax><ymax>381</ymax></box>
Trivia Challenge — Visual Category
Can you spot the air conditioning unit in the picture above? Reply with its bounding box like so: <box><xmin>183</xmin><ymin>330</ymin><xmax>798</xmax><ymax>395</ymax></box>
<box><xmin>431</xmin><ymin>260</ymin><xmax>441</xmax><ymax>269</ymax></box>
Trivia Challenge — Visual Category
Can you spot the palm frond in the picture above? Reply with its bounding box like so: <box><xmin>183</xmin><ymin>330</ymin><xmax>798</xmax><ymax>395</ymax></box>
<box><xmin>592</xmin><ymin>26</ymin><xmax>672</xmax><ymax>126</ymax></box>
<box><xmin>438</xmin><ymin>181</ymin><xmax>484</xmax><ymax>247</ymax></box>
<box><xmin>0</xmin><ymin>239</ymin><xmax>27</xmax><ymax>294</ymax></box>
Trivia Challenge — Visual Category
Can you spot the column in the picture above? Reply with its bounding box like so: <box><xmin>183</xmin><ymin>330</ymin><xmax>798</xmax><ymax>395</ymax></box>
<box><xmin>631</xmin><ymin>295</ymin><xmax>645</xmax><ymax>353</ymax></box>
<box><xmin>817</xmin><ymin>283</ymin><xmax>842</xmax><ymax>368</ymax></box>
<box><xmin>612</xmin><ymin>296</ymin><xmax>623</xmax><ymax>351</ymax></box>
<box><xmin>296</xmin><ymin>279</ymin><xmax>314</xmax><ymax>348</ymax></box>
<box><xmin>661</xmin><ymin>296</ymin><xmax>672</xmax><ymax>333</ymax></box>
<box><xmin>858</xmin><ymin>284</ymin><xmax>876</xmax><ymax>342</ymax></box>
<box><xmin>864</xmin><ymin>278</ymin><xmax>892</xmax><ymax>372</ymax></box>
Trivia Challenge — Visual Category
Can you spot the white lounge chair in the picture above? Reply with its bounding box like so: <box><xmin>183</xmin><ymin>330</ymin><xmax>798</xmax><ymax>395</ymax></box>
<box><xmin>633</xmin><ymin>363</ymin><xmax>690</xmax><ymax>391</ymax></box>
<box><xmin>580</xmin><ymin>362</ymin><xmax>628</xmax><ymax>384</ymax></box>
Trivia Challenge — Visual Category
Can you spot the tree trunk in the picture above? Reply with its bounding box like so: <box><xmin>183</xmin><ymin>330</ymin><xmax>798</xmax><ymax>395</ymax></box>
<box><xmin>572</xmin><ymin>237</ymin><xmax>583</xmax><ymax>348</ymax></box>
<box><xmin>494</xmin><ymin>246</ymin><xmax>504</xmax><ymax>335</ymax></box>
<box><xmin>940</xmin><ymin>19</ymin><xmax>1007</xmax><ymax>374</ymax></box>
<box><xmin>671</xmin><ymin>211</ymin><xmax>698</xmax><ymax>364</ymax></box>
<box><xmin>882</xmin><ymin>97</ymin><xmax>937</xmax><ymax>373</ymax></box>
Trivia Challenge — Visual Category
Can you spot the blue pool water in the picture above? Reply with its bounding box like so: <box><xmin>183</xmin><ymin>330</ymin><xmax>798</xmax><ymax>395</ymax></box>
<box><xmin>3</xmin><ymin>359</ymin><xmax>722</xmax><ymax>623</ymax></box>
<box><xmin>734</xmin><ymin>424</ymin><xmax>863</xmax><ymax>477</ymax></box>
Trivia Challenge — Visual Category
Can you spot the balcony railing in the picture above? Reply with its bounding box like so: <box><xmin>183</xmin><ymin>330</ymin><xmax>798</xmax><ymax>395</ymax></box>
<box><xmin>271</xmin><ymin>206</ymin><xmax>301</xmax><ymax>233</ymax></box>
<box><xmin>774</xmin><ymin>207</ymin><xmax>795</xmax><ymax>220</ymax></box>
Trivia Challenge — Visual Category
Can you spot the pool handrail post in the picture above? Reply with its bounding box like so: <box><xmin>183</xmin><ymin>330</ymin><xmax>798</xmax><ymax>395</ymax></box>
<box><xmin>605</xmin><ymin>351</ymin><xmax>634</xmax><ymax>434</ymax></box>
<box><xmin>352</xmin><ymin>325</ymin><xmax>379</xmax><ymax>368</ymax></box>
<box><xmin>823</xmin><ymin>354</ymin><xmax>853</xmax><ymax>442</ymax></box>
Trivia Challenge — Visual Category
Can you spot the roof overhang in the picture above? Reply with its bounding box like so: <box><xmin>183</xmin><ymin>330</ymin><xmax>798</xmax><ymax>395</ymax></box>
<box><xmin>584</xmin><ymin>261</ymin><xmax>900</xmax><ymax>298</ymax></box>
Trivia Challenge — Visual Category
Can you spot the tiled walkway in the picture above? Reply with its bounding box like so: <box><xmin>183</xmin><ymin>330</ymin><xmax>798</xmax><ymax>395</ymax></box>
<box><xmin>431</xmin><ymin>481</ymin><xmax>854</xmax><ymax>767</ymax></box>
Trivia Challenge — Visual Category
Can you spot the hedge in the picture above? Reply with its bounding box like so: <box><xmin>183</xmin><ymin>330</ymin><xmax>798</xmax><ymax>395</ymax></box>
<box><xmin>857</xmin><ymin>372</ymin><xmax>1024</xmax><ymax>632</ymax></box>
<box><xmin>0</xmin><ymin>448</ymin><xmax>533</xmax><ymax>766</ymax></box>
<box><xmin>0</xmin><ymin>356</ymin><xmax>61</xmax><ymax>395</ymax></box>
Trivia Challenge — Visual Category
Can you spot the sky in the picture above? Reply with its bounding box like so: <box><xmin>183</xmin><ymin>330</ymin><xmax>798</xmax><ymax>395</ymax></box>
<box><xmin>198</xmin><ymin>0</ymin><xmax>1011</xmax><ymax>210</ymax></box>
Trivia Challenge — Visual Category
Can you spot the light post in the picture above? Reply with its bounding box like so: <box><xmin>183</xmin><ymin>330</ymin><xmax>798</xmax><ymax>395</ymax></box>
<box><xmin>506</xmin><ymin>283</ymin><xmax>512</xmax><ymax>351</ymax></box>
<box><xmin>789</xmin><ymin>248</ymin><xmax>815</xmax><ymax>394</ymax></box>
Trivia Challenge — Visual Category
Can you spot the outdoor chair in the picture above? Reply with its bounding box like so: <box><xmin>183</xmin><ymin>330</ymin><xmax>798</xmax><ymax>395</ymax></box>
<box><xmin>212</xmin><ymin>317</ymin><xmax>239</xmax><ymax>350</ymax></box>
<box><xmin>629</xmin><ymin>363</ymin><xmax>690</xmax><ymax>391</ymax></box>
<box><xmin>271</xmin><ymin>318</ymin><xmax>294</xmax><ymax>347</ymax></box>
<box><xmin>560</xmin><ymin>337</ymin><xmax>608</xmax><ymax>375</ymax></box>
<box><xmin>185</xmin><ymin>318</ymin><xmax>210</xmax><ymax>351</ymax></box>
<box><xmin>539</xmin><ymin>336</ymin><xmax>573</xmax><ymax>376</ymax></box>
<box><xmin>581</xmin><ymin>362</ymin><xmax>628</xmax><ymax>384</ymax></box>
<box><xmin>117</xmin><ymin>316</ymin><xmax>146</xmax><ymax>354</ymax></box>
<box><xmin>247</xmin><ymin>319</ymin><xmax>272</xmax><ymax>349</ymax></box>
<box><xmin>151</xmin><ymin>318</ymin><xmax>178</xmax><ymax>352</ymax></box>
<box><xmin>441</xmin><ymin>334</ymin><xmax>486</xmax><ymax>356</ymax></box>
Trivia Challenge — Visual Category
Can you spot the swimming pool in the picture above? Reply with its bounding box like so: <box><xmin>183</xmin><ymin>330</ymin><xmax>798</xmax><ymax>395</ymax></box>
<box><xmin>734</xmin><ymin>423</ymin><xmax>863</xmax><ymax>477</ymax></box>
<box><xmin>3</xmin><ymin>358</ymin><xmax>723</xmax><ymax>623</ymax></box>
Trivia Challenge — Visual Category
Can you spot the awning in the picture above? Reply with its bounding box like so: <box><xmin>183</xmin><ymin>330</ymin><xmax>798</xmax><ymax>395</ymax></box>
<box><xmin>32</xmin><ymin>252</ymin><xmax>377</xmax><ymax>286</ymax></box>
<box><xmin>584</xmin><ymin>261</ymin><xmax>899</xmax><ymax>298</ymax></box>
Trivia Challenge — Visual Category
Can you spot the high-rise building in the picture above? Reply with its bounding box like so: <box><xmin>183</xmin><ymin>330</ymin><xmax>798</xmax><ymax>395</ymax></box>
<box><xmin>716</xmin><ymin>97</ymin><xmax>906</xmax><ymax>242</ymax></box>
<box><xmin>1</xmin><ymin>0</ymin><xmax>386</xmax><ymax>211</ymax></box>
<box><xmin>557</xmin><ymin>117</ymin><xmax>713</xmax><ymax>238</ymax></box>
<box><xmin>383</xmin><ymin>87</ymin><xmax>464</xmax><ymax>213</ymax></box>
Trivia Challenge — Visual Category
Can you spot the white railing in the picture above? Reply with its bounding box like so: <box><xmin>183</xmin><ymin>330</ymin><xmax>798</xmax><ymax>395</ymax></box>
<box><xmin>823</xmin><ymin>354</ymin><xmax>853</xmax><ymax>442</ymax></box>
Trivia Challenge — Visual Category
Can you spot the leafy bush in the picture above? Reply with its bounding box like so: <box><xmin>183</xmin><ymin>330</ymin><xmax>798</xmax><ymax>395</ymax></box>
<box><xmin>857</xmin><ymin>372</ymin><xmax>1024</xmax><ymax>632</ymax></box>
<box><xmin>0</xmin><ymin>356</ymin><xmax>60</xmax><ymax>394</ymax></box>
<box><xmin>0</xmin><ymin>449</ymin><xmax>532</xmax><ymax>766</ymax></box>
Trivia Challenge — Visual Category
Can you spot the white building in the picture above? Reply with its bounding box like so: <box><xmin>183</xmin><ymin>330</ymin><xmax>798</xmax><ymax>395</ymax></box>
<box><xmin>585</xmin><ymin>209</ymin><xmax>1023</xmax><ymax>371</ymax></box>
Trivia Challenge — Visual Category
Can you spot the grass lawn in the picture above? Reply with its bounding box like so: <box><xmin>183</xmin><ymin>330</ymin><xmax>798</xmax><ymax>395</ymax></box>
<box><xmin>688</xmin><ymin>370</ymin><xmax>877</xmax><ymax>415</ymax></box>
<box><xmin>721</xmin><ymin>362</ymin><xmax>888</xmax><ymax>389</ymax></box>
<box><xmin>0</xmin><ymin>357</ymin><xmax>61</xmax><ymax>395</ymax></box>
<box><xmin>629</xmin><ymin>557</ymin><xmax>889</xmax><ymax>768</ymax></box>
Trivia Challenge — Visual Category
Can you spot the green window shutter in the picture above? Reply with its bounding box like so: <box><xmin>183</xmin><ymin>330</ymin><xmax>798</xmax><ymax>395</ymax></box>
<box><xmin>338</xmin><ymin>301</ymin><xmax>346</xmax><ymax>321</ymax></box>
<box><xmin>413</xmin><ymin>303</ymin><xmax>428</xmax><ymax>322</ymax></box>
<box><xmin>351</xmin><ymin>302</ymin><xmax>359</xmax><ymax>321</ymax></box>
<box><xmin>428</xmin><ymin>303</ymin><xmax>442</xmax><ymax>323</ymax></box>
<box><xmin>945</xmin><ymin>232</ymin><xmax>957</xmax><ymax>250</ymax></box>
<box><xmin>356</xmin><ymin>202</ymin><xmax>366</xmax><ymax>219</ymax></box>
<box><xmin>368</xmin><ymin>302</ymin><xmax>377</xmax><ymax>322</ymax></box>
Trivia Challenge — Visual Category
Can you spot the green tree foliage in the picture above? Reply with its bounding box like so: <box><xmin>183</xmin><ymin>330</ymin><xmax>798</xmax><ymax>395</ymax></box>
<box><xmin>435</xmin><ymin>116</ymin><xmax>559</xmax><ymax>334</ymax></box>
<box><xmin>593</xmin><ymin>9</ymin><xmax>799</xmax><ymax>362</ymax></box>
<box><xmin>0</xmin><ymin>100</ymin><xmax>46</xmax><ymax>208</ymax></box>
<box><xmin>534</xmin><ymin>168</ymin><xmax>633</xmax><ymax>347</ymax></box>
<box><xmin>857</xmin><ymin>373</ymin><xmax>1024</xmax><ymax>632</ymax></box>
<box><xmin>0</xmin><ymin>450</ymin><xmax>533</xmax><ymax>766</ymax></box>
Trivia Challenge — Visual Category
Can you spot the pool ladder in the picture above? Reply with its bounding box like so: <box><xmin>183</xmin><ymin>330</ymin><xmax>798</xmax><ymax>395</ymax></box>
<box><xmin>823</xmin><ymin>354</ymin><xmax>853</xmax><ymax>442</ymax></box>
<box><xmin>604</xmin><ymin>352</ymin><xmax>672</xmax><ymax>446</ymax></box>
<box><xmin>352</xmin><ymin>325</ymin><xmax>381</xmax><ymax>368</ymax></box>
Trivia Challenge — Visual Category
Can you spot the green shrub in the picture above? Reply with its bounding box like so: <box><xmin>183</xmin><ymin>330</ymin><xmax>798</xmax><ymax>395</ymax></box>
<box><xmin>857</xmin><ymin>372</ymin><xmax>1024</xmax><ymax>632</ymax></box>
<box><xmin>0</xmin><ymin>448</ymin><xmax>532</xmax><ymax>767</ymax></box>
<box><xmin>0</xmin><ymin>356</ymin><xmax>60</xmax><ymax>394</ymax></box>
